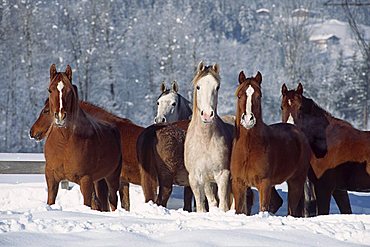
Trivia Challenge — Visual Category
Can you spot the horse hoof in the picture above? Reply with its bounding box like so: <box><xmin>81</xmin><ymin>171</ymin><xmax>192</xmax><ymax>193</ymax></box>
<box><xmin>258</xmin><ymin>211</ymin><xmax>271</xmax><ymax>218</ymax></box>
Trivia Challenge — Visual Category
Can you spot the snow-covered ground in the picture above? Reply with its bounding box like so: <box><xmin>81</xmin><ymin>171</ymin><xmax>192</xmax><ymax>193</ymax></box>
<box><xmin>0</xmin><ymin>174</ymin><xmax>369</xmax><ymax>246</ymax></box>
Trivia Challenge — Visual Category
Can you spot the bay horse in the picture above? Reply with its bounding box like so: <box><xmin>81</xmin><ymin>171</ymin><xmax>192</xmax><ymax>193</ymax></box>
<box><xmin>184</xmin><ymin>61</ymin><xmax>233</xmax><ymax>212</ymax></box>
<box><xmin>137</xmin><ymin>120</ymin><xmax>192</xmax><ymax>210</ymax></box>
<box><xmin>30</xmin><ymin>96</ymin><xmax>144</xmax><ymax>211</ymax></box>
<box><xmin>230</xmin><ymin>71</ymin><xmax>311</xmax><ymax>216</ymax></box>
<box><xmin>44</xmin><ymin>64</ymin><xmax>122</xmax><ymax>210</ymax></box>
<box><xmin>154</xmin><ymin>81</ymin><xmax>192</xmax><ymax>123</ymax></box>
<box><xmin>281</xmin><ymin>83</ymin><xmax>370</xmax><ymax>214</ymax></box>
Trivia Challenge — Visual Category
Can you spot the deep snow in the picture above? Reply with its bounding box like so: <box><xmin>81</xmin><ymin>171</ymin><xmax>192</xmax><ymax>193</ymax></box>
<box><xmin>0</xmin><ymin>174</ymin><xmax>369</xmax><ymax>247</ymax></box>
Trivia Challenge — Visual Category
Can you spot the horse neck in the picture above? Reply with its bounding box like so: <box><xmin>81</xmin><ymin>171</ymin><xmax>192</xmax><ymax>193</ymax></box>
<box><xmin>178</xmin><ymin>95</ymin><xmax>193</xmax><ymax>120</ymax></box>
<box><xmin>301</xmin><ymin>96</ymin><xmax>331</xmax><ymax>131</ymax></box>
<box><xmin>80</xmin><ymin>101</ymin><xmax>135</xmax><ymax>126</ymax></box>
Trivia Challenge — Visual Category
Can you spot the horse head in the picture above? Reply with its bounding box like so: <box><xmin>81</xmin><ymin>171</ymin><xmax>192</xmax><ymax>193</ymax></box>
<box><xmin>281</xmin><ymin>83</ymin><xmax>304</xmax><ymax>126</ymax></box>
<box><xmin>48</xmin><ymin>64</ymin><xmax>78</xmax><ymax>128</ymax></box>
<box><xmin>235</xmin><ymin>71</ymin><xmax>262</xmax><ymax>129</ymax></box>
<box><xmin>154</xmin><ymin>81</ymin><xmax>181</xmax><ymax>123</ymax></box>
<box><xmin>30</xmin><ymin>98</ymin><xmax>53</xmax><ymax>141</ymax></box>
<box><xmin>192</xmin><ymin>61</ymin><xmax>220</xmax><ymax>124</ymax></box>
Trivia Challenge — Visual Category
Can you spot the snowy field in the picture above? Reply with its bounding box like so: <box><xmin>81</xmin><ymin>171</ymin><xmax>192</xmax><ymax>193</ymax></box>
<box><xmin>0</xmin><ymin>174</ymin><xmax>369</xmax><ymax>247</ymax></box>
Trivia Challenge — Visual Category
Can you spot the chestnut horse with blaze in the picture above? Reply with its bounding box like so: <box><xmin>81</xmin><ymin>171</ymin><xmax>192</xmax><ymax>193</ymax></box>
<box><xmin>230</xmin><ymin>71</ymin><xmax>311</xmax><ymax>216</ymax></box>
<box><xmin>44</xmin><ymin>64</ymin><xmax>122</xmax><ymax>210</ymax></box>
<box><xmin>30</xmin><ymin>97</ymin><xmax>144</xmax><ymax>211</ymax></box>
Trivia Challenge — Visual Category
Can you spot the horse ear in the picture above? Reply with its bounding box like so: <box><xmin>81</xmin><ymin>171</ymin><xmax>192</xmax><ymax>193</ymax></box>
<box><xmin>212</xmin><ymin>63</ymin><xmax>220</xmax><ymax>74</ymax></box>
<box><xmin>238</xmin><ymin>71</ymin><xmax>246</xmax><ymax>84</ymax></box>
<box><xmin>281</xmin><ymin>83</ymin><xmax>288</xmax><ymax>96</ymax></box>
<box><xmin>296</xmin><ymin>82</ymin><xmax>303</xmax><ymax>95</ymax></box>
<box><xmin>255</xmin><ymin>71</ymin><xmax>262</xmax><ymax>85</ymax></box>
<box><xmin>171</xmin><ymin>81</ymin><xmax>179</xmax><ymax>92</ymax></box>
<box><xmin>50</xmin><ymin>64</ymin><xmax>57</xmax><ymax>79</ymax></box>
<box><xmin>160</xmin><ymin>81</ymin><xmax>166</xmax><ymax>93</ymax></box>
<box><xmin>65</xmin><ymin>65</ymin><xmax>72</xmax><ymax>81</ymax></box>
<box><xmin>197</xmin><ymin>61</ymin><xmax>205</xmax><ymax>72</ymax></box>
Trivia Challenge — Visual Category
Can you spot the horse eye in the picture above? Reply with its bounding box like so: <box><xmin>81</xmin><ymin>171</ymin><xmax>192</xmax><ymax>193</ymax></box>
<box><xmin>196</xmin><ymin>86</ymin><xmax>200</xmax><ymax>90</ymax></box>
<box><xmin>157</xmin><ymin>102</ymin><xmax>159</xmax><ymax>105</ymax></box>
<box><xmin>172</xmin><ymin>102</ymin><xmax>176</xmax><ymax>106</ymax></box>
<box><xmin>48</xmin><ymin>89</ymin><xmax>51</xmax><ymax>93</ymax></box>
<box><xmin>216</xmin><ymin>86</ymin><xmax>220</xmax><ymax>91</ymax></box>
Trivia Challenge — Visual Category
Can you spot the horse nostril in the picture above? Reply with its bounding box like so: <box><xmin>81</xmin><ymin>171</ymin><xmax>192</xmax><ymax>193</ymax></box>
<box><xmin>161</xmin><ymin>118</ymin><xmax>166</xmax><ymax>123</ymax></box>
<box><xmin>62</xmin><ymin>113</ymin><xmax>66</xmax><ymax>120</ymax></box>
<box><xmin>210</xmin><ymin>111</ymin><xmax>214</xmax><ymax>117</ymax></box>
<box><xmin>201</xmin><ymin>110</ymin><xmax>204</xmax><ymax>116</ymax></box>
<box><xmin>54</xmin><ymin>112</ymin><xmax>58</xmax><ymax>118</ymax></box>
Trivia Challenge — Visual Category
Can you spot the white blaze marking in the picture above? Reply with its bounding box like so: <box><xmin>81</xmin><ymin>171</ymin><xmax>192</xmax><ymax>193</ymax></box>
<box><xmin>287</xmin><ymin>113</ymin><xmax>295</xmax><ymax>124</ymax></box>
<box><xmin>288</xmin><ymin>99</ymin><xmax>292</xmax><ymax>106</ymax></box>
<box><xmin>245</xmin><ymin>85</ymin><xmax>254</xmax><ymax>118</ymax></box>
<box><xmin>57</xmin><ymin>81</ymin><xmax>64</xmax><ymax>119</ymax></box>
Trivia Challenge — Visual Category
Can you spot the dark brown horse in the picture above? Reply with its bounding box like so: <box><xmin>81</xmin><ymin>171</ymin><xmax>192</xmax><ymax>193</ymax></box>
<box><xmin>230</xmin><ymin>71</ymin><xmax>311</xmax><ymax>216</ymax></box>
<box><xmin>44</xmin><ymin>64</ymin><xmax>122</xmax><ymax>210</ymax></box>
<box><xmin>30</xmin><ymin>96</ymin><xmax>144</xmax><ymax>211</ymax></box>
<box><xmin>137</xmin><ymin>120</ymin><xmax>192</xmax><ymax>210</ymax></box>
<box><xmin>281</xmin><ymin>83</ymin><xmax>370</xmax><ymax>214</ymax></box>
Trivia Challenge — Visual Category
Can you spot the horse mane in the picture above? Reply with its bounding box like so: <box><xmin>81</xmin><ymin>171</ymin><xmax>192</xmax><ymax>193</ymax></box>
<box><xmin>80</xmin><ymin>101</ymin><xmax>133</xmax><ymax>125</ymax></box>
<box><xmin>192</xmin><ymin>66</ymin><xmax>220</xmax><ymax>86</ymax></box>
<box><xmin>157</xmin><ymin>89</ymin><xmax>171</xmax><ymax>101</ymax></box>
<box><xmin>303</xmin><ymin>96</ymin><xmax>353</xmax><ymax>128</ymax></box>
<box><xmin>235</xmin><ymin>76</ymin><xmax>261</xmax><ymax>97</ymax></box>
<box><xmin>178</xmin><ymin>94</ymin><xmax>192</xmax><ymax>119</ymax></box>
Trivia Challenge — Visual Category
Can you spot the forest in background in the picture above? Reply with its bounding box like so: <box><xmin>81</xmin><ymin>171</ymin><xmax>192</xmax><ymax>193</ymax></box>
<box><xmin>0</xmin><ymin>0</ymin><xmax>369</xmax><ymax>152</ymax></box>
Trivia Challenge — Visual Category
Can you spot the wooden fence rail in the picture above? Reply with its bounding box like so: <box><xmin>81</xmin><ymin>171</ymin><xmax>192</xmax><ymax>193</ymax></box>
<box><xmin>0</xmin><ymin>153</ymin><xmax>69</xmax><ymax>189</ymax></box>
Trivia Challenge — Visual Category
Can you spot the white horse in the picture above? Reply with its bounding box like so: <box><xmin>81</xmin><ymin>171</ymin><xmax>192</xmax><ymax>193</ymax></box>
<box><xmin>154</xmin><ymin>81</ymin><xmax>192</xmax><ymax>124</ymax></box>
<box><xmin>184</xmin><ymin>61</ymin><xmax>233</xmax><ymax>212</ymax></box>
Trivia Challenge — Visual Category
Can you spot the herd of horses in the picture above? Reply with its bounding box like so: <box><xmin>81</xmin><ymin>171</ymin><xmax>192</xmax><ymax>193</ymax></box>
<box><xmin>29</xmin><ymin>62</ymin><xmax>370</xmax><ymax>216</ymax></box>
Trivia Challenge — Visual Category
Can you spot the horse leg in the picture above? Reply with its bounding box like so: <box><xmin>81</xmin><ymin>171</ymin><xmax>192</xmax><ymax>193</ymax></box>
<box><xmin>204</xmin><ymin>182</ymin><xmax>218</xmax><ymax>209</ymax></box>
<box><xmin>286</xmin><ymin>177</ymin><xmax>305</xmax><ymax>217</ymax></box>
<box><xmin>214</xmin><ymin>169</ymin><xmax>230</xmax><ymax>212</ymax></box>
<box><xmin>333</xmin><ymin>189</ymin><xmax>352</xmax><ymax>214</ymax></box>
<box><xmin>79</xmin><ymin>176</ymin><xmax>94</xmax><ymax>208</ymax></box>
<box><xmin>156</xmin><ymin>176</ymin><xmax>173</xmax><ymax>208</ymax></box>
<box><xmin>93</xmin><ymin>179</ymin><xmax>109</xmax><ymax>211</ymax></box>
<box><xmin>303</xmin><ymin>177</ymin><xmax>317</xmax><ymax>217</ymax></box>
<box><xmin>245</xmin><ymin>188</ymin><xmax>253</xmax><ymax>215</ymax></box>
<box><xmin>189</xmin><ymin>173</ymin><xmax>206</xmax><ymax>212</ymax></box>
<box><xmin>105</xmin><ymin>165</ymin><xmax>121</xmax><ymax>211</ymax></box>
<box><xmin>269</xmin><ymin>187</ymin><xmax>283</xmax><ymax>214</ymax></box>
<box><xmin>183</xmin><ymin>186</ymin><xmax>193</xmax><ymax>212</ymax></box>
<box><xmin>45</xmin><ymin>166</ymin><xmax>60</xmax><ymax>205</ymax></box>
<box><xmin>119</xmin><ymin>180</ymin><xmax>130</xmax><ymax>211</ymax></box>
<box><xmin>231</xmin><ymin>178</ymin><xmax>247</xmax><ymax>214</ymax></box>
<box><xmin>258</xmin><ymin>180</ymin><xmax>272</xmax><ymax>213</ymax></box>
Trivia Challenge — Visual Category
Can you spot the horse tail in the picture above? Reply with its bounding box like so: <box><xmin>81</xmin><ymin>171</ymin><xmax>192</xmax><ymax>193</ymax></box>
<box><xmin>303</xmin><ymin>169</ymin><xmax>317</xmax><ymax>217</ymax></box>
<box><xmin>136</xmin><ymin>126</ymin><xmax>158</xmax><ymax>203</ymax></box>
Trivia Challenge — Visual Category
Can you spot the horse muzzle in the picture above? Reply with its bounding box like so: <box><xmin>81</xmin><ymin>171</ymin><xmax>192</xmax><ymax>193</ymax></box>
<box><xmin>201</xmin><ymin>110</ymin><xmax>214</xmax><ymax>124</ymax></box>
<box><xmin>154</xmin><ymin>116</ymin><xmax>167</xmax><ymax>124</ymax></box>
<box><xmin>240</xmin><ymin>113</ymin><xmax>256</xmax><ymax>129</ymax></box>
<box><xmin>29</xmin><ymin>130</ymin><xmax>43</xmax><ymax>142</ymax></box>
